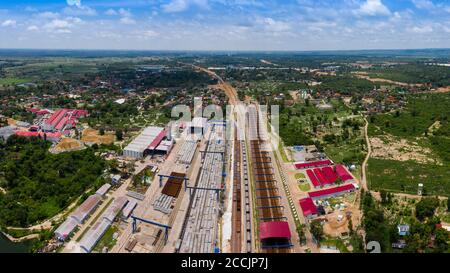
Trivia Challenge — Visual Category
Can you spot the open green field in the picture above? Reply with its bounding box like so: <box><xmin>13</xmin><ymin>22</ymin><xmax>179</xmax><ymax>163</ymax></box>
<box><xmin>93</xmin><ymin>225</ymin><xmax>119</xmax><ymax>252</ymax></box>
<box><xmin>367</xmin><ymin>158</ymin><xmax>450</xmax><ymax>197</ymax></box>
<box><xmin>0</xmin><ymin>77</ymin><xmax>30</xmax><ymax>86</ymax></box>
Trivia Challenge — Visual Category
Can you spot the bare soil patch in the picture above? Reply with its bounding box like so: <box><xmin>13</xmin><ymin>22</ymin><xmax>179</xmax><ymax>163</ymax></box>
<box><xmin>81</xmin><ymin>128</ymin><xmax>115</xmax><ymax>144</ymax></box>
<box><xmin>52</xmin><ymin>138</ymin><xmax>85</xmax><ymax>153</ymax></box>
<box><xmin>370</xmin><ymin>135</ymin><xmax>440</xmax><ymax>165</ymax></box>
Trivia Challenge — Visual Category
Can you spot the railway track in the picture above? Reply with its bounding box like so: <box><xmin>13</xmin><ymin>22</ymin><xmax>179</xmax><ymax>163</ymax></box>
<box><xmin>247</xmin><ymin>105</ymin><xmax>291</xmax><ymax>253</ymax></box>
<box><xmin>231</xmin><ymin>127</ymin><xmax>242</xmax><ymax>253</ymax></box>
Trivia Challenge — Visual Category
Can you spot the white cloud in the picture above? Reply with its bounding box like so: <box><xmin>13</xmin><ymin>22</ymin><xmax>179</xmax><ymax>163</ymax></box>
<box><xmin>412</xmin><ymin>0</ymin><xmax>435</xmax><ymax>10</ymax></box>
<box><xmin>38</xmin><ymin>11</ymin><xmax>60</xmax><ymax>19</ymax></box>
<box><xmin>137</xmin><ymin>29</ymin><xmax>160</xmax><ymax>39</ymax></box>
<box><xmin>162</xmin><ymin>0</ymin><xmax>209</xmax><ymax>13</ymax></box>
<box><xmin>261</xmin><ymin>18</ymin><xmax>291</xmax><ymax>32</ymax></box>
<box><xmin>410</xmin><ymin>25</ymin><xmax>433</xmax><ymax>33</ymax></box>
<box><xmin>27</xmin><ymin>25</ymin><xmax>39</xmax><ymax>31</ymax></box>
<box><xmin>120</xmin><ymin>17</ymin><xmax>136</xmax><ymax>25</ymax></box>
<box><xmin>118</xmin><ymin>8</ymin><xmax>132</xmax><ymax>17</ymax></box>
<box><xmin>66</xmin><ymin>0</ymin><xmax>81</xmax><ymax>7</ymax></box>
<box><xmin>1</xmin><ymin>20</ymin><xmax>16</xmax><ymax>27</ymax></box>
<box><xmin>355</xmin><ymin>0</ymin><xmax>391</xmax><ymax>16</ymax></box>
<box><xmin>43</xmin><ymin>17</ymin><xmax>82</xmax><ymax>34</ymax></box>
<box><xmin>64</xmin><ymin>6</ymin><xmax>97</xmax><ymax>16</ymax></box>
<box><xmin>105</xmin><ymin>9</ymin><xmax>118</xmax><ymax>16</ymax></box>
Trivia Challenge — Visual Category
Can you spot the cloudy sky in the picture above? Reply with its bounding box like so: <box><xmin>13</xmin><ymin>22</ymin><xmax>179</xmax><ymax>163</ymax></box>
<box><xmin>0</xmin><ymin>0</ymin><xmax>449</xmax><ymax>51</ymax></box>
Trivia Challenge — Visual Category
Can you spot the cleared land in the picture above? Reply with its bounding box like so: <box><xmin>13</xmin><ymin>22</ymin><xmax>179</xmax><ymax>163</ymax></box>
<box><xmin>81</xmin><ymin>128</ymin><xmax>115</xmax><ymax>145</ymax></box>
<box><xmin>52</xmin><ymin>138</ymin><xmax>85</xmax><ymax>153</ymax></box>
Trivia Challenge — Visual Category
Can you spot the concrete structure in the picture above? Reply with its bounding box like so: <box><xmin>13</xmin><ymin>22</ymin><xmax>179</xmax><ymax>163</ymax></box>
<box><xmin>189</xmin><ymin>117</ymin><xmax>208</xmax><ymax>136</ymax></box>
<box><xmin>179</xmin><ymin>124</ymin><xmax>225</xmax><ymax>253</ymax></box>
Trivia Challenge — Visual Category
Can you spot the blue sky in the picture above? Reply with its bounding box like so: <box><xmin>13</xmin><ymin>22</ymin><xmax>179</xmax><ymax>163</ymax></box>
<box><xmin>0</xmin><ymin>0</ymin><xmax>449</xmax><ymax>50</ymax></box>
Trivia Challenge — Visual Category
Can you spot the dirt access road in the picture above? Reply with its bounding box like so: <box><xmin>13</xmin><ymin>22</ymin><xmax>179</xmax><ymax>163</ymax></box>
<box><xmin>361</xmin><ymin>117</ymin><xmax>371</xmax><ymax>192</ymax></box>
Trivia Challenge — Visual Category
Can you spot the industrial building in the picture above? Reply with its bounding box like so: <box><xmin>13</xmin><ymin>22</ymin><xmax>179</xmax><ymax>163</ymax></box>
<box><xmin>308</xmin><ymin>184</ymin><xmax>356</xmax><ymax>200</ymax></box>
<box><xmin>41</xmin><ymin>109</ymin><xmax>88</xmax><ymax>132</ymax></box>
<box><xmin>123</xmin><ymin>126</ymin><xmax>173</xmax><ymax>159</ymax></box>
<box><xmin>70</xmin><ymin>194</ymin><xmax>102</xmax><ymax>224</ymax></box>
<box><xmin>299</xmin><ymin>198</ymin><xmax>319</xmax><ymax>219</ymax></box>
<box><xmin>95</xmin><ymin>183</ymin><xmax>111</xmax><ymax>197</ymax></box>
<box><xmin>0</xmin><ymin>126</ymin><xmax>15</xmax><ymax>141</ymax></box>
<box><xmin>79</xmin><ymin>196</ymin><xmax>129</xmax><ymax>253</ymax></box>
<box><xmin>54</xmin><ymin>217</ymin><xmax>78</xmax><ymax>241</ymax></box>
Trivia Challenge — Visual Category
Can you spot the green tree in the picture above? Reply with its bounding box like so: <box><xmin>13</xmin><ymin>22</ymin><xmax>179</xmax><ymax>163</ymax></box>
<box><xmin>310</xmin><ymin>221</ymin><xmax>324</xmax><ymax>243</ymax></box>
<box><xmin>115</xmin><ymin>129</ymin><xmax>123</xmax><ymax>141</ymax></box>
<box><xmin>415</xmin><ymin>197</ymin><xmax>439</xmax><ymax>221</ymax></box>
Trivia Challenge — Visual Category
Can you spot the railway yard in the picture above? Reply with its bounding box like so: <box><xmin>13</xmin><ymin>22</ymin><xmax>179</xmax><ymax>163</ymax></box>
<box><xmin>51</xmin><ymin>67</ymin><xmax>361</xmax><ymax>254</ymax></box>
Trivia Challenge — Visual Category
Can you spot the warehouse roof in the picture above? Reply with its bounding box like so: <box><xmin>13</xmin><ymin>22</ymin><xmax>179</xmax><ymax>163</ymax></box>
<box><xmin>299</xmin><ymin>198</ymin><xmax>318</xmax><ymax>216</ymax></box>
<box><xmin>102</xmin><ymin>196</ymin><xmax>128</xmax><ymax>222</ymax></box>
<box><xmin>308</xmin><ymin>184</ymin><xmax>355</xmax><ymax>199</ymax></box>
<box><xmin>259</xmin><ymin>221</ymin><xmax>291</xmax><ymax>240</ymax></box>
<box><xmin>54</xmin><ymin>217</ymin><xmax>78</xmax><ymax>239</ymax></box>
<box><xmin>79</xmin><ymin>218</ymin><xmax>111</xmax><ymax>253</ymax></box>
<box><xmin>123</xmin><ymin>126</ymin><xmax>164</xmax><ymax>153</ymax></box>
<box><xmin>95</xmin><ymin>183</ymin><xmax>111</xmax><ymax>197</ymax></box>
<box><xmin>70</xmin><ymin>194</ymin><xmax>102</xmax><ymax>223</ymax></box>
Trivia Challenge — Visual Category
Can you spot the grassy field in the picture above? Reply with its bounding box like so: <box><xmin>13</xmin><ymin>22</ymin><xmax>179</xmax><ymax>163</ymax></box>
<box><xmin>298</xmin><ymin>183</ymin><xmax>311</xmax><ymax>192</ymax></box>
<box><xmin>367</xmin><ymin>158</ymin><xmax>450</xmax><ymax>197</ymax></box>
<box><xmin>93</xmin><ymin>225</ymin><xmax>119</xmax><ymax>252</ymax></box>
<box><xmin>0</xmin><ymin>77</ymin><xmax>30</xmax><ymax>86</ymax></box>
<box><xmin>294</xmin><ymin>173</ymin><xmax>306</xmax><ymax>179</ymax></box>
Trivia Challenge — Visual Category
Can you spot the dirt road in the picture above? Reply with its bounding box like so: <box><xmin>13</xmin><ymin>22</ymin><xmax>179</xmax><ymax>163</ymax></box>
<box><xmin>361</xmin><ymin>117</ymin><xmax>371</xmax><ymax>192</ymax></box>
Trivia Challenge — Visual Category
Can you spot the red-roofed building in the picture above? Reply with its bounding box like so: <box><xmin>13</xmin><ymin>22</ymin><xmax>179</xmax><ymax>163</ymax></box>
<box><xmin>322</xmin><ymin>166</ymin><xmax>338</xmax><ymax>184</ymax></box>
<box><xmin>259</xmin><ymin>221</ymin><xmax>291</xmax><ymax>240</ymax></box>
<box><xmin>299</xmin><ymin>198</ymin><xmax>318</xmax><ymax>219</ymax></box>
<box><xmin>306</xmin><ymin>169</ymin><xmax>321</xmax><ymax>188</ymax></box>
<box><xmin>335</xmin><ymin>164</ymin><xmax>354</xmax><ymax>182</ymax></box>
<box><xmin>308</xmin><ymin>184</ymin><xmax>356</xmax><ymax>200</ymax></box>
<box><xmin>313</xmin><ymin>168</ymin><xmax>328</xmax><ymax>185</ymax></box>
<box><xmin>15</xmin><ymin>131</ymin><xmax>61</xmax><ymax>142</ymax></box>
<box><xmin>294</xmin><ymin>159</ymin><xmax>332</xmax><ymax>170</ymax></box>
<box><xmin>148</xmin><ymin>129</ymin><xmax>167</xmax><ymax>150</ymax></box>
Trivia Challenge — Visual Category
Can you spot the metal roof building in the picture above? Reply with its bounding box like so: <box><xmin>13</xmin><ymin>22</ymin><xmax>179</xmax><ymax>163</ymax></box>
<box><xmin>123</xmin><ymin>126</ymin><xmax>164</xmax><ymax>159</ymax></box>
<box><xmin>102</xmin><ymin>196</ymin><xmax>128</xmax><ymax>222</ymax></box>
<box><xmin>259</xmin><ymin>221</ymin><xmax>291</xmax><ymax>240</ymax></box>
<box><xmin>95</xmin><ymin>183</ymin><xmax>111</xmax><ymax>197</ymax></box>
<box><xmin>54</xmin><ymin>217</ymin><xmax>78</xmax><ymax>241</ymax></box>
<box><xmin>70</xmin><ymin>194</ymin><xmax>102</xmax><ymax>224</ymax></box>
<box><xmin>79</xmin><ymin>218</ymin><xmax>111</xmax><ymax>253</ymax></box>
<box><xmin>299</xmin><ymin>198</ymin><xmax>318</xmax><ymax>219</ymax></box>
<box><xmin>0</xmin><ymin>126</ymin><xmax>15</xmax><ymax>141</ymax></box>
<box><xmin>121</xmin><ymin>199</ymin><xmax>138</xmax><ymax>220</ymax></box>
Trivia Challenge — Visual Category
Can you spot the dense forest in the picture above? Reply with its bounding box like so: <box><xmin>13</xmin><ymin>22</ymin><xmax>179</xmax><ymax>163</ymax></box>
<box><xmin>0</xmin><ymin>136</ymin><xmax>105</xmax><ymax>227</ymax></box>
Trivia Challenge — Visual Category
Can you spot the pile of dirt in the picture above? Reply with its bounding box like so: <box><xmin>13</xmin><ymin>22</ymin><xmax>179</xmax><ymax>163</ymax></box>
<box><xmin>81</xmin><ymin>128</ymin><xmax>115</xmax><ymax>144</ymax></box>
<box><xmin>52</xmin><ymin>138</ymin><xmax>85</xmax><ymax>153</ymax></box>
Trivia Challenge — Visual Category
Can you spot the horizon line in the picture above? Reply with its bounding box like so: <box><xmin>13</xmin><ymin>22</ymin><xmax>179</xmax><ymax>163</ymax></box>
<box><xmin>1</xmin><ymin>47</ymin><xmax>450</xmax><ymax>53</ymax></box>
